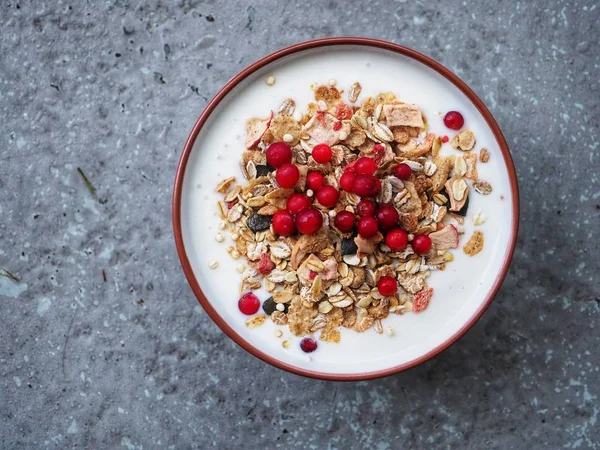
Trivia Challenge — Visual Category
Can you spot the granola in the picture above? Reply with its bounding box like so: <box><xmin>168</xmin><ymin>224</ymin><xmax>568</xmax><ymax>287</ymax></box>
<box><xmin>216</xmin><ymin>82</ymin><xmax>492</xmax><ymax>348</ymax></box>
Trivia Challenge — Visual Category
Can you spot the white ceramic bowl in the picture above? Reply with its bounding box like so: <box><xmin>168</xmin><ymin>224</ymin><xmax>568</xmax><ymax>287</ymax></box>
<box><xmin>173</xmin><ymin>38</ymin><xmax>519</xmax><ymax>380</ymax></box>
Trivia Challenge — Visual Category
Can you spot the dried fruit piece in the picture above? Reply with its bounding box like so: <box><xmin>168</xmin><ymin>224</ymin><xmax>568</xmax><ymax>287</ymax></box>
<box><xmin>413</xmin><ymin>287</ymin><xmax>433</xmax><ymax>312</ymax></box>
<box><xmin>246</xmin><ymin>214</ymin><xmax>272</xmax><ymax>232</ymax></box>
<box><xmin>245</xmin><ymin>112</ymin><xmax>273</xmax><ymax>149</ymax></box>
<box><xmin>383</xmin><ymin>104</ymin><xmax>424</xmax><ymax>128</ymax></box>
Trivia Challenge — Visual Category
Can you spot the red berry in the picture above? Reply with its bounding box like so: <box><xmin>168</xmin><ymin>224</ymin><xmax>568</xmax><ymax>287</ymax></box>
<box><xmin>238</xmin><ymin>292</ymin><xmax>260</xmax><ymax>315</ymax></box>
<box><xmin>412</xmin><ymin>234</ymin><xmax>432</xmax><ymax>254</ymax></box>
<box><xmin>272</xmin><ymin>210</ymin><xmax>295</xmax><ymax>236</ymax></box>
<box><xmin>286</xmin><ymin>194</ymin><xmax>311</xmax><ymax>214</ymax></box>
<box><xmin>339</xmin><ymin>172</ymin><xmax>356</xmax><ymax>192</ymax></box>
<box><xmin>333</xmin><ymin>121</ymin><xmax>342</xmax><ymax>131</ymax></box>
<box><xmin>344</xmin><ymin>160</ymin><xmax>357</xmax><ymax>173</ymax></box>
<box><xmin>306</xmin><ymin>172</ymin><xmax>325</xmax><ymax>191</ymax></box>
<box><xmin>385</xmin><ymin>229</ymin><xmax>408</xmax><ymax>251</ymax></box>
<box><xmin>443</xmin><ymin>111</ymin><xmax>464</xmax><ymax>130</ymax></box>
<box><xmin>377</xmin><ymin>276</ymin><xmax>397</xmax><ymax>297</ymax></box>
<box><xmin>442</xmin><ymin>135</ymin><xmax>449</xmax><ymax>143</ymax></box>
<box><xmin>266</xmin><ymin>142</ymin><xmax>292</xmax><ymax>168</ymax></box>
<box><xmin>357</xmin><ymin>216</ymin><xmax>379</xmax><ymax>238</ymax></box>
<box><xmin>300</xmin><ymin>337</ymin><xmax>318</xmax><ymax>353</ymax></box>
<box><xmin>312</xmin><ymin>144</ymin><xmax>332</xmax><ymax>164</ymax></box>
<box><xmin>295</xmin><ymin>207</ymin><xmax>323</xmax><ymax>235</ymax></box>
<box><xmin>334</xmin><ymin>210</ymin><xmax>355</xmax><ymax>232</ymax></box>
<box><xmin>316</xmin><ymin>186</ymin><xmax>339</xmax><ymax>208</ymax></box>
<box><xmin>372</xmin><ymin>177</ymin><xmax>381</xmax><ymax>196</ymax></box>
<box><xmin>352</xmin><ymin>175</ymin><xmax>378</xmax><ymax>197</ymax></box>
<box><xmin>354</xmin><ymin>157</ymin><xmax>377</xmax><ymax>176</ymax></box>
<box><xmin>356</xmin><ymin>199</ymin><xmax>376</xmax><ymax>217</ymax></box>
<box><xmin>275</xmin><ymin>163</ymin><xmax>299</xmax><ymax>188</ymax></box>
<box><xmin>376</xmin><ymin>204</ymin><xmax>399</xmax><ymax>231</ymax></box>
<box><xmin>394</xmin><ymin>163</ymin><xmax>412</xmax><ymax>180</ymax></box>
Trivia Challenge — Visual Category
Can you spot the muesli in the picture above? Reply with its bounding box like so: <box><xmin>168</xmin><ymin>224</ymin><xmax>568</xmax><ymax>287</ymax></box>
<box><xmin>215</xmin><ymin>81</ymin><xmax>492</xmax><ymax>352</ymax></box>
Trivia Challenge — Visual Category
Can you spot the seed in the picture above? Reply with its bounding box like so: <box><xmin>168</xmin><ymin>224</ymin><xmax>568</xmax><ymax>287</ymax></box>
<box><xmin>276</xmin><ymin>303</ymin><xmax>285</xmax><ymax>312</ymax></box>
<box><xmin>480</xmin><ymin>148</ymin><xmax>490</xmax><ymax>162</ymax></box>
<box><xmin>275</xmin><ymin>330</ymin><xmax>283</xmax><ymax>338</ymax></box>
<box><xmin>231</xmin><ymin>233</ymin><xmax>240</xmax><ymax>241</ymax></box>
<box><xmin>433</xmin><ymin>193</ymin><xmax>448</xmax><ymax>205</ymax></box>
<box><xmin>306</xmin><ymin>189</ymin><xmax>314</xmax><ymax>197</ymax></box>
<box><xmin>266</xmin><ymin>75</ymin><xmax>276</xmax><ymax>86</ymax></box>
<box><xmin>348</xmin><ymin>82</ymin><xmax>362</xmax><ymax>103</ymax></box>
<box><xmin>339</xmin><ymin>131</ymin><xmax>348</xmax><ymax>140</ymax></box>
<box><xmin>215</xmin><ymin>233</ymin><xmax>224</xmax><ymax>243</ymax></box>
<box><xmin>218</xmin><ymin>221</ymin><xmax>226</xmax><ymax>230</ymax></box>
<box><xmin>231</xmin><ymin>250</ymin><xmax>240</xmax><ymax>259</ymax></box>
<box><xmin>473</xmin><ymin>210</ymin><xmax>487</xmax><ymax>226</ymax></box>
<box><xmin>236</xmin><ymin>264</ymin><xmax>245</xmax><ymax>273</ymax></box>
<box><xmin>328</xmin><ymin>78</ymin><xmax>337</xmax><ymax>86</ymax></box>
<box><xmin>454</xmin><ymin>156</ymin><xmax>467</xmax><ymax>177</ymax></box>
<box><xmin>424</xmin><ymin>161</ymin><xmax>437</xmax><ymax>176</ymax></box>
<box><xmin>387</xmin><ymin>326</ymin><xmax>395</xmax><ymax>337</ymax></box>
<box><xmin>283</xmin><ymin>133</ymin><xmax>293</xmax><ymax>143</ymax></box>
<box><xmin>282</xmin><ymin>339</ymin><xmax>290</xmax><ymax>349</ymax></box>
<box><xmin>208</xmin><ymin>260</ymin><xmax>219</xmax><ymax>269</ymax></box>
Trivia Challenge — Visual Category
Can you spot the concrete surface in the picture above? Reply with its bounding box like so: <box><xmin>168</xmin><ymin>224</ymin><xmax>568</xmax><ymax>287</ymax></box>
<box><xmin>1</xmin><ymin>0</ymin><xmax>599</xmax><ymax>449</ymax></box>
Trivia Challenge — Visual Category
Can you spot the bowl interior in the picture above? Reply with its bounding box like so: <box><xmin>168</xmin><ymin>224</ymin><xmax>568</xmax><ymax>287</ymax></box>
<box><xmin>177</xmin><ymin>43</ymin><xmax>517</xmax><ymax>378</ymax></box>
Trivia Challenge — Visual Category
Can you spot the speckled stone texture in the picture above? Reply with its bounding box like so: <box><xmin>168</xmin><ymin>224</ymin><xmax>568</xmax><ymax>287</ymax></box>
<box><xmin>0</xmin><ymin>1</ymin><xmax>598</xmax><ymax>449</ymax></box>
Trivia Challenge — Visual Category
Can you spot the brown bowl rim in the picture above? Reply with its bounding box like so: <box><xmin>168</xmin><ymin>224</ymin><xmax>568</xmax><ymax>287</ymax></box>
<box><xmin>172</xmin><ymin>37</ymin><xmax>520</xmax><ymax>381</ymax></box>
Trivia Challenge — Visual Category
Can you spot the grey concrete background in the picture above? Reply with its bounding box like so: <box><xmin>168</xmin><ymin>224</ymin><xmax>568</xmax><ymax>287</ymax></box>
<box><xmin>1</xmin><ymin>0</ymin><xmax>598</xmax><ymax>448</ymax></box>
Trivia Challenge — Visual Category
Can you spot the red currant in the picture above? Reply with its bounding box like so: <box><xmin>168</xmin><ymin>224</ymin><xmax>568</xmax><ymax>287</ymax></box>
<box><xmin>356</xmin><ymin>199</ymin><xmax>376</xmax><ymax>217</ymax></box>
<box><xmin>272</xmin><ymin>210</ymin><xmax>296</xmax><ymax>236</ymax></box>
<box><xmin>312</xmin><ymin>144</ymin><xmax>332</xmax><ymax>164</ymax></box>
<box><xmin>394</xmin><ymin>163</ymin><xmax>412</xmax><ymax>180</ymax></box>
<box><xmin>306</xmin><ymin>172</ymin><xmax>325</xmax><ymax>191</ymax></box>
<box><xmin>286</xmin><ymin>194</ymin><xmax>311</xmax><ymax>214</ymax></box>
<box><xmin>372</xmin><ymin>177</ymin><xmax>381</xmax><ymax>196</ymax></box>
<box><xmin>443</xmin><ymin>111</ymin><xmax>464</xmax><ymax>130</ymax></box>
<box><xmin>334</xmin><ymin>211</ymin><xmax>355</xmax><ymax>233</ymax></box>
<box><xmin>339</xmin><ymin>172</ymin><xmax>356</xmax><ymax>192</ymax></box>
<box><xmin>275</xmin><ymin>163</ymin><xmax>299</xmax><ymax>188</ymax></box>
<box><xmin>385</xmin><ymin>229</ymin><xmax>408</xmax><ymax>251</ymax></box>
<box><xmin>295</xmin><ymin>207</ymin><xmax>323</xmax><ymax>235</ymax></box>
<box><xmin>266</xmin><ymin>142</ymin><xmax>292</xmax><ymax>168</ymax></box>
<box><xmin>352</xmin><ymin>175</ymin><xmax>378</xmax><ymax>197</ymax></box>
<box><xmin>238</xmin><ymin>292</ymin><xmax>260</xmax><ymax>315</ymax></box>
<box><xmin>412</xmin><ymin>234</ymin><xmax>432</xmax><ymax>254</ymax></box>
<box><xmin>377</xmin><ymin>276</ymin><xmax>397</xmax><ymax>297</ymax></box>
<box><xmin>357</xmin><ymin>216</ymin><xmax>379</xmax><ymax>238</ymax></box>
<box><xmin>354</xmin><ymin>157</ymin><xmax>377</xmax><ymax>176</ymax></box>
<box><xmin>376</xmin><ymin>204</ymin><xmax>399</xmax><ymax>231</ymax></box>
<box><xmin>316</xmin><ymin>186</ymin><xmax>339</xmax><ymax>208</ymax></box>
<box><xmin>300</xmin><ymin>337</ymin><xmax>318</xmax><ymax>353</ymax></box>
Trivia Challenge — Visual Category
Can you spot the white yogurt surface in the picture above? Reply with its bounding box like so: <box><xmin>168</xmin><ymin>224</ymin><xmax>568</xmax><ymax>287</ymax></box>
<box><xmin>179</xmin><ymin>46</ymin><xmax>516</xmax><ymax>376</ymax></box>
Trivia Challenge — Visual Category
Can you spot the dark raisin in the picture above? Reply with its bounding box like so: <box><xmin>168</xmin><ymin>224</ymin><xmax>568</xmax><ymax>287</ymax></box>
<box><xmin>246</xmin><ymin>214</ymin><xmax>272</xmax><ymax>232</ymax></box>
<box><xmin>341</xmin><ymin>237</ymin><xmax>358</xmax><ymax>256</ymax></box>
<box><xmin>255</xmin><ymin>165</ymin><xmax>274</xmax><ymax>177</ymax></box>
<box><xmin>262</xmin><ymin>297</ymin><xmax>288</xmax><ymax>315</ymax></box>
<box><xmin>456</xmin><ymin>194</ymin><xmax>469</xmax><ymax>216</ymax></box>
<box><xmin>262</xmin><ymin>297</ymin><xmax>277</xmax><ymax>315</ymax></box>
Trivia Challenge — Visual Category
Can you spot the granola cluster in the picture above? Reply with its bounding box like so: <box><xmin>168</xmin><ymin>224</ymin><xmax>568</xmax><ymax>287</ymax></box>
<box><xmin>214</xmin><ymin>81</ymin><xmax>491</xmax><ymax>344</ymax></box>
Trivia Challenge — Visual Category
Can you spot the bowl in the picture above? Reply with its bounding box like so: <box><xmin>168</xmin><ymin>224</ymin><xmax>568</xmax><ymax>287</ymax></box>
<box><xmin>173</xmin><ymin>38</ymin><xmax>519</xmax><ymax>380</ymax></box>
